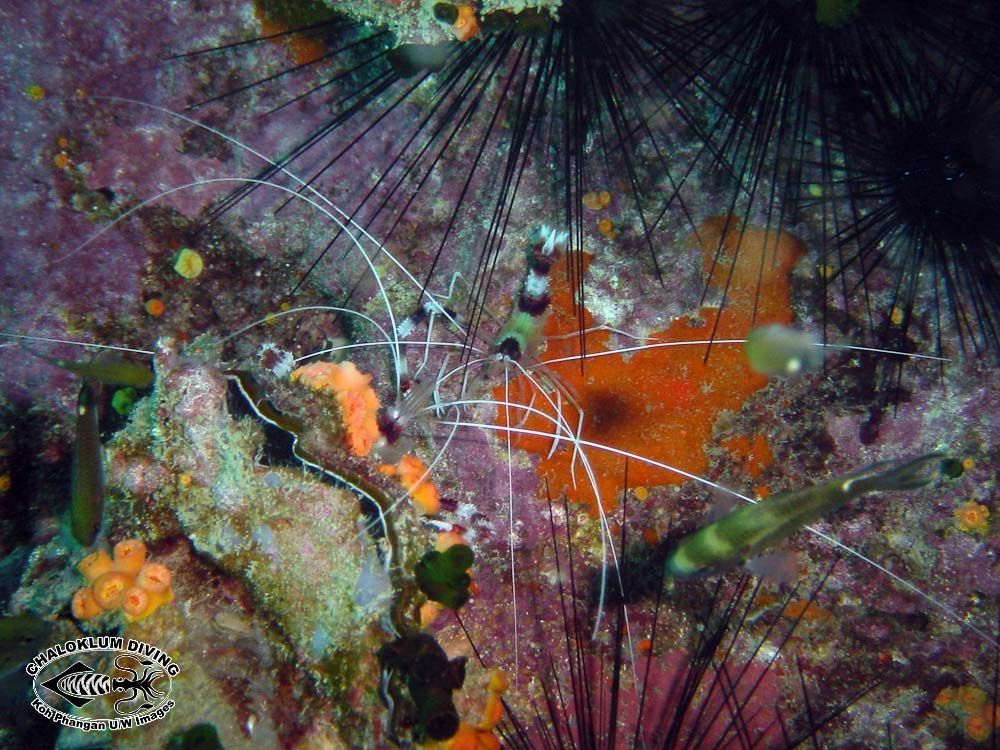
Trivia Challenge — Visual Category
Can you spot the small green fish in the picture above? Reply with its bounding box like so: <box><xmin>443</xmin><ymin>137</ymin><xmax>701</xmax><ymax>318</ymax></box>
<box><xmin>0</xmin><ymin>614</ymin><xmax>53</xmax><ymax>680</ymax></box>
<box><xmin>666</xmin><ymin>453</ymin><xmax>963</xmax><ymax>578</ymax></box>
<box><xmin>71</xmin><ymin>382</ymin><xmax>105</xmax><ymax>546</ymax></box>
<box><xmin>26</xmin><ymin>347</ymin><xmax>153</xmax><ymax>388</ymax></box>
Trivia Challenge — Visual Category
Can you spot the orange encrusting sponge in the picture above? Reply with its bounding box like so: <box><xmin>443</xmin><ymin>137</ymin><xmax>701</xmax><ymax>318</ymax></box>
<box><xmin>721</xmin><ymin>434</ymin><xmax>775</xmax><ymax>479</ymax></box>
<box><xmin>291</xmin><ymin>361</ymin><xmax>382</xmax><ymax>458</ymax></box>
<box><xmin>71</xmin><ymin>539</ymin><xmax>175</xmax><ymax>622</ymax></box>
<box><xmin>379</xmin><ymin>454</ymin><xmax>441</xmax><ymax>514</ymax></box>
<box><xmin>495</xmin><ymin>215</ymin><xmax>804</xmax><ymax>514</ymax></box>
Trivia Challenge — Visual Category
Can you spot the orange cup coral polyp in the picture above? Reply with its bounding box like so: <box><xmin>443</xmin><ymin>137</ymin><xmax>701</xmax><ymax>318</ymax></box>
<box><xmin>111</xmin><ymin>538</ymin><xmax>147</xmax><ymax>576</ymax></box>
<box><xmin>71</xmin><ymin>587</ymin><xmax>103</xmax><ymax>620</ymax></box>
<box><xmin>92</xmin><ymin>571</ymin><xmax>132</xmax><ymax>609</ymax></box>
<box><xmin>955</xmin><ymin>500</ymin><xmax>989</xmax><ymax>534</ymax></box>
<box><xmin>77</xmin><ymin>548</ymin><xmax>114</xmax><ymax>584</ymax></box>
<box><xmin>121</xmin><ymin>587</ymin><xmax>150</xmax><ymax>619</ymax></box>
<box><xmin>72</xmin><ymin>538</ymin><xmax>174</xmax><ymax>622</ymax></box>
<box><xmin>136</xmin><ymin>562</ymin><xmax>172</xmax><ymax>593</ymax></box>
<box><xmin>450</xmin><ymin>4</ymin><xmax>480</xmax><ymax>42</ymax></box>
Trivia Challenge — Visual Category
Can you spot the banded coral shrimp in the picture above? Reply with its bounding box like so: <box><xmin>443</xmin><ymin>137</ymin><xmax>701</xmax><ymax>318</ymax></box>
<box><xmin>3</xmin><ymin>8</ymin><xmax>1000</xmax><ymax>745</ymax></box>
<box><xmin>2</xmin><ymin>87</ymin><xmax>642</xmax><ymax>745</ymax></box>
<box><xmin>422</xmin><ymin>240</ymin><xmax>1000</xmax><ymax>747</ymax></box>
<box><xmin>3</xmin><ymin>92</ymin><xmax>998</xmax><ymax>750</ymax></box>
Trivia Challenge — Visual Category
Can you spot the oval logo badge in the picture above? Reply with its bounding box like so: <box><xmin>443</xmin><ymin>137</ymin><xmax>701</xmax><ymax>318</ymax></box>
<box><xmin>26</xmin><ymin>637</ymin><xmax>179</xmax><ymax>731</ymax></box>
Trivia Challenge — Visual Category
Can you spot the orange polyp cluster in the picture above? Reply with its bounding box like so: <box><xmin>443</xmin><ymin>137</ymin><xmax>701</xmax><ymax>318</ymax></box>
<box><xmin>291</xmin><ymin>361</ymin><xmax>382</xmax><ymax>457</ymax></box>
<box><xmin>495</xmin><ymin>215</ymin><xmax>804</xmax><ymax>513</ymax></box>
<box><xmin>955</xmin><ymin>500</ymin><xmax>990</xmax><ymax>534</ymax></box>
<box><xmin>379</xmin><ymin>454</ymin><xmax>441</xmax><ymax>514</ymax></box>
<box><xmin>582</xmin><ymin>190</ymin><xmax>613</xmax><ymax>211</ymax></box>
<box><xmin>934</xmin><ymin>685</ymin><xmax>997</xmax><ymax>742</ymax></box>
<box><xmin>71</xmin><ymin>539</ymin><xmax>174</xmax><ymax>623</ymax></box>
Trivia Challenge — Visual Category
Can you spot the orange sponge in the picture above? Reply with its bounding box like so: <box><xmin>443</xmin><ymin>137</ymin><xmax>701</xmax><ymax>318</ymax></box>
<box><xmin>379</xmin><ymin>454</ymin><xmax>441</xmax><ymax>514</ymax></box>
<box><xmin>495</xmin><ymin>216</ymin><xmax>804</xmax><ymax>513</ymax></box>
<box><xmin>291</xmin><ymin>361</ymin><xmax>382</xmax><ymax>457</ymax></box>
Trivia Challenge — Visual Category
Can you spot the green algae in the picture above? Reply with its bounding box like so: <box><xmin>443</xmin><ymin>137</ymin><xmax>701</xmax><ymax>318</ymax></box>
<box><xmin>415</xmin><ymin>544</ymin><xmax>473</xmax><ymax>610</ymax></box>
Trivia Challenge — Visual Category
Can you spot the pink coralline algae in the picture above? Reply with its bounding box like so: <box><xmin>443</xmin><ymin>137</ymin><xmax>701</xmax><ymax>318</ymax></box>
<box><xmin>1</xmin><ymin>2</ymin><xmax>998</xmax><ymax>749</ymax></box>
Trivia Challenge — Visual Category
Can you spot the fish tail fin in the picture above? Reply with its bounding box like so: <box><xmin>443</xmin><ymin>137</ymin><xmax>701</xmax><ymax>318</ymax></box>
<box><xmin>860</xmin><ymin>453</ymin><xmax>957</xmax><ymax>492</ymax></box>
